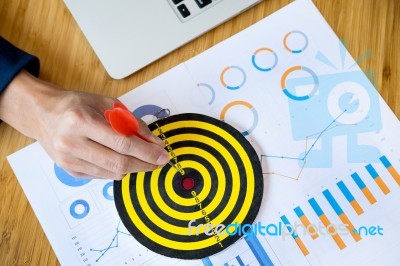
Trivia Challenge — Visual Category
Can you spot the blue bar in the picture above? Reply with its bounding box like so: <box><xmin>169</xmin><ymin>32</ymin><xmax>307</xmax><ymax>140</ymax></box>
<box><xmin>202</xmin><ymin>257</ymin><xmax>213</xmax><ymax>266</ymax></box>
<box><xmin>224</xmin><ymin>264</ymin><xmax>229</xmax><ymax>266</ymax></box>
<box><xmin>280</xmin><ymin>215</ymin><xmax>298</xmax><ymax>238</ymax></box>
<box><xmin>245</xmin><ymin>231</ymin><xmax>274</xmax><ymax>266</ymax></box>
<box><xmin>337</xmin><ymin>181</ymin><xmax>355</xmax><ymax>202</ymax></box>
<box><xmin>294</xmin><ymin>206</ymin><xmax>304</xmax><ymax>217</ymax></box>
<box><xmin>236</xmin><ymin>256</ymin><xmax>245</xmax><ymax>266</ymax></box>
<box><xmin>380</xmin><ymin>155</ymin><xmax>391</xmax><ymax>168</ymax></box>
<box><xmin>322</xmin><ymin>189</ymin><xmax>343</xmax><ymax>215</ymax></box>
<box><xmin>308</xmin><ymin>198</ymin><xmax>324</xmax><ymax>217</ymax></box>
<box><xmin>351</xmin><ymin>173</ymin><xmax>366</xmax><ymax>189</ymax></box>
<box><xmin>365</xmin><ymin>164</ymin><xmax>379</xmax><ymax>179</ymax></box>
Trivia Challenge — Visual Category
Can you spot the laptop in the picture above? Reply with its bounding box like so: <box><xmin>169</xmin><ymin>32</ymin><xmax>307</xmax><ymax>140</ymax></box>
<box><xmin>63</xmin><ymin>0</ymin><xmax>262</xmax><ymax>79</ymax></box>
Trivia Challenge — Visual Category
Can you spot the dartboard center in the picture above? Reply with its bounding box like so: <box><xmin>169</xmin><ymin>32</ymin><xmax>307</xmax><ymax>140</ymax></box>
<box><xmin>181</xmin><ymin>176</ymin><xmax>195</xmax><ymax>190</ymax></box>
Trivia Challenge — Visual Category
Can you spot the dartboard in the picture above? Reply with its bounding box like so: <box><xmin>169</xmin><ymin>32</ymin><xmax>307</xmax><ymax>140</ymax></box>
<box><xmin>114</xmin><ymin>113</ymin><xmax>263</xmax><ymax>259</ymax></box>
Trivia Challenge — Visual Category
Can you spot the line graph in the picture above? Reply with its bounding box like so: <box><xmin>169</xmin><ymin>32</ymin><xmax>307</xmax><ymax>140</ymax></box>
<box><xmin>90</xmin><ymin>220</ymin><xmax>132</xmax><ymax>262</ymax></box>
<box><xmin>261</xmin><ymin>109</ymin><xmax>355</xmax><ymax>180</ymax></box>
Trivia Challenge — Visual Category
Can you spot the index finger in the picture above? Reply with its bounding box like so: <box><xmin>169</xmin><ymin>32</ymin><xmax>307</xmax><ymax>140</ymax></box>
<box><xmin>85</xmin><ymin>111</ymin><xmax>170</xmax><ymax>166</ymax></box>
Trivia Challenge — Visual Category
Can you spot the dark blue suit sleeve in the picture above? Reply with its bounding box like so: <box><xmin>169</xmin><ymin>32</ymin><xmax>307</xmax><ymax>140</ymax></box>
<box><xmin>0</xmin><ymin>36</ymin><xmax>40</xmax><ymax>94</ymax></box>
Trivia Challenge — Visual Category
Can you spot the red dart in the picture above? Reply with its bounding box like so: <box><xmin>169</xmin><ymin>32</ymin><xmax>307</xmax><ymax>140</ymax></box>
<box><xmin>104</xmin><ymin>102</ymin><xmax>147</xmax><ymax>141</ymax></box>
<box><xmin>105</xmin><ymin>102</ymin><xmax>178</xmax><ymax>171</ymax></box>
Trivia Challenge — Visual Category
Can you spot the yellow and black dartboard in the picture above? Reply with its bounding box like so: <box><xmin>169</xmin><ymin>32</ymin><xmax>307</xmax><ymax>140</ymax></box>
<box><xmin>114</xmin><ymin>113</ymin><xmax>263</xmax><ymax>259</ymax></box>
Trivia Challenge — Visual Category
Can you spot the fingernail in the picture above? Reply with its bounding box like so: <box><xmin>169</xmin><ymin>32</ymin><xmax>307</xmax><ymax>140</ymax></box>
<box><xmin>156</xmin><ymin>151</ymin><xmax>170</xmax><ymax>165</ymax></box>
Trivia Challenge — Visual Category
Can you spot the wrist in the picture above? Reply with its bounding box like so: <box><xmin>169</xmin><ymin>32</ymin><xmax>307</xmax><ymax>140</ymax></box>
<box><xmin>0</xmin><ymin>70</ymin><xmax>66</xmax><ymax>140</ymax></box>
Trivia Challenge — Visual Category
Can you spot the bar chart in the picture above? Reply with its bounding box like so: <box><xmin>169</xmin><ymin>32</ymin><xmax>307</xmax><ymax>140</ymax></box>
<box><xmin>277</xmin><ymin>155</ymin><xmax>400</xmax><ymax>257</ymax></box>
<box><xmin>203</xmin><ymin>232</ymin><xmax>278</xmax><ymax>266</ymax></box>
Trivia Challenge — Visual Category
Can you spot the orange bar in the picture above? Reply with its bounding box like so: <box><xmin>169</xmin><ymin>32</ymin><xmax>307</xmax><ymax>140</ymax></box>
<box><xmin>361</xmin><ymin>187</ymin><xmax>377</xmax><ymax>204</ymax></box>
<box><xmin>388</xmin><ymin>166</ymin><xmax>400</xmax><ymax>186</ymax></box>
<box><xmin>375</xmin><ymin>176</ymin><xmax>390</xmax><ymax>195</ymax></box>
<box><xmin>294</xmin><ymin>237</ymin><xmax>310</xmax><ymax>256</ymax></box>
<box><xmin>338</xmin><ymin>213</ymin><xmax>362</xmax><ymax>242</ymax></box>
<box><xmin>350</xmin><ymin>201</ymin><xmax>364</xmax><ymax>215</ymax></box>
<box><xmin>299</xmin><ymin>216</ymin><xmax>319</xmax><ymax>239</ymax></box>
<box><xmin>320</xmin><ymin>215</ymin><xmax>346</xmax><ymax>250</ymax></box>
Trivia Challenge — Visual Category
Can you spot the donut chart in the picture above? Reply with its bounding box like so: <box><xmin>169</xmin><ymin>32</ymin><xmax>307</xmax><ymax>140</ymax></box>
<box><xmin>197</xmin><ymin>83</ymin><xmax>216</xmax><ymax>105</ymax></box>
<box><xmin>283</xmin><ymin>30</ymin><xmax>309</xmax><ymax>53</ymax></box>
<box><xmin>133</xmin><ymin>104</ymin><xmax>170</xmax><ymax>120</ymax></box>
<box><xmin>220</xmin><ymin>66</ymin><xmax>247</xmax><ymax>90</ymax></box>
<box><xmin>70</xmin><ymin>199</ymin><xmax>90</xmax><ymax>219</ymax></box>
<box><xmin>220</xmin><ymin>101</ymin><xmax>259</xmax><ymax>136</ymax></box>
<box><xmin>251</xmin><ymin>48</ymin><xmax>278</xmax><ymax>72</ymax></box>
<box><xmin>103</xmin><ymin>181</ymin><xmax>114</xmax><ymax>200</ymax></box>
<box><xmin>114</xmin><ymin>113</ymin><xmax>263</xmax><ymax>259</ymax></box>
<box><xmin>281</xmin><ymin>65</ymin><xmax>319</xmax><ymax>101</ymax></box>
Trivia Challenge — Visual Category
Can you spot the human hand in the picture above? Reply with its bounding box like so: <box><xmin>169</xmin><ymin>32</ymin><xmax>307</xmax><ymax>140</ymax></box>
<box><xmin>0</xmin><ymin>70</ymin><xmax>170</xmax><ymax>179</ymax></box>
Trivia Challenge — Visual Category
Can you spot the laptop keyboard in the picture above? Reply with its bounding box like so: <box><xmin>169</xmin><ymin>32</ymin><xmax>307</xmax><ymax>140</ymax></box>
<box><xmin>167</xmin><ymin>0</ymin><xmax>225</xmax><ymax>22</ymax></box>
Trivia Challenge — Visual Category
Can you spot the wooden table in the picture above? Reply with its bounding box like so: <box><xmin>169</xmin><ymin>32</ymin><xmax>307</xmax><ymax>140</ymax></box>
<box><xmin>0</xmin><ymin>0</ymin><xmax>399</xmax><ymax>264</ymax></box>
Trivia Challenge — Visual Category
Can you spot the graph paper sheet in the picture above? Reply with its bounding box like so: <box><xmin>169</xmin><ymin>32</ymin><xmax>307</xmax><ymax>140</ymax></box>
<box><xmin>8</xmin><ymin>0</ymin><xmax>400</xmax><ymax>265</ymax></box>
